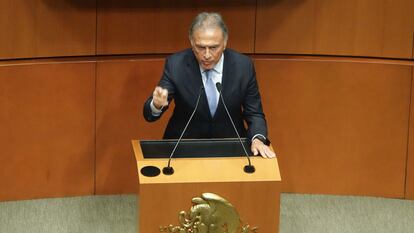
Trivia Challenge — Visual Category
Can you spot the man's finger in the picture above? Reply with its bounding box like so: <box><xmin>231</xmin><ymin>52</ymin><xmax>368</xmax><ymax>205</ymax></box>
<box><xmin>153</xmin><ymin>87</ymin><xmax>168</xmax><ymax>103</ymax></box>
<box><xmin>152</xmin><ymin>87</ymin><xmax>169</xmax><ymax>109</ymax></box>
<box><xmin>154</xmin><ymin>87</ymin><xmax>164</xmax><ymax>96</ymax></box>
<box><xmin>268</xmin><ymin>149</ymin><xmax>276</xmax><ymax>158</ymax></box>
<box><xmin>263</xmin><ymin>148</ymin><xmax>276</xmax><ymax>158</ymax></box>
<box><xmin>251</xmin><ymin>147</ymin><xmax>258</xmax><ymax>156</ymax></box>
<box><xmin>258</xmin><ymin>145</ymin><xmax>276</xmax><ymax>158</ymax></box>
<box><xmin>161</xmin><ymin>89</ymin><xmax>168</xmax><ymax>99</ymax></box>
<box><xmin>258</xmin><ymin>147</ymin><xmax>268</xmax><ymax>158</ymax></box>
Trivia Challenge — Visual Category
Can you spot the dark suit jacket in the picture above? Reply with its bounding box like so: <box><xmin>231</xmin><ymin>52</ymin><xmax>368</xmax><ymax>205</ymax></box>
<box><xmin>143</xmin><ymin>48</ymin><xmax>268</xmax><ymax>140</ymax></box>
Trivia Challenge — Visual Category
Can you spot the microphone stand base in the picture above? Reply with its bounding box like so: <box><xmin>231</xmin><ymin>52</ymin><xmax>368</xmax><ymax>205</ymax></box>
<box><xmin>244</xmin><ymin>165</ymin><xmax>255</xmax><ymax>173</ymax></box>
<box><xmin>162</xmin><ymin>167</ymin><xmax>174</xmax><ymax>175</ymax></box>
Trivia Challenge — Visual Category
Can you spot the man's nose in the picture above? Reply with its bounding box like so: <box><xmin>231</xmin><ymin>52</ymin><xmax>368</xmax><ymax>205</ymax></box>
<box><xmin>204</xmin><ymin>48</ymin><xmax>212</xmax><ymax>59</ymax></box>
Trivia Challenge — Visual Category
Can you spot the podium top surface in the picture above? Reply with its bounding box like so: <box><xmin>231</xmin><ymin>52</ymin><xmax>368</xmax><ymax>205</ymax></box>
<box><xmin>132</xmin><ymin>139</ymin><xmax>281</xmax><ymax>184</ymax></box>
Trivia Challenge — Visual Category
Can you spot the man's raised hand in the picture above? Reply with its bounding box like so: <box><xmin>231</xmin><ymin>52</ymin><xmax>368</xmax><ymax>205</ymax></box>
<box><xmin>152</xmin><ymin>86</ymin><xmax>169</xmax><ymax>110</ymax></box>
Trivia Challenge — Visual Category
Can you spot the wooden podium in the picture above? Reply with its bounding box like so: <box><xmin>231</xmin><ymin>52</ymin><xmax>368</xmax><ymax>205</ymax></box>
<box><xmin>132</xmin><ymin>139</ymin><xmax>282</xmax><ymax>233</ymax></box>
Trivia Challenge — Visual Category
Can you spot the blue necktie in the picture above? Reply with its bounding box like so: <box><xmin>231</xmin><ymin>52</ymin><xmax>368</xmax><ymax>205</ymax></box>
<box><xmin>205</xmin><ymin>70</ymin><xmax>218</xmax><ymax>117</ymax></box>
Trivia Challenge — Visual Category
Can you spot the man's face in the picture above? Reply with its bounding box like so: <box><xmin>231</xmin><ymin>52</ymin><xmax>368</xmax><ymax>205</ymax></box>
<box><xmin>190</xmin><ymin>27</ymin><xmax>227</xmax><ymax>70</ymax></box>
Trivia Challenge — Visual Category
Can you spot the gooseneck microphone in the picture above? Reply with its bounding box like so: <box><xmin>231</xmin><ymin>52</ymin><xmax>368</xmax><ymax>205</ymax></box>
<box><xmin>215</xmin><ymin>83</ymin><xmax>255</xmax><ymax>173</ymax></box>
<box><xmin>163</xmin><ymin>86</ymin><xmax>204</xmax><ymax>175</ymax></box>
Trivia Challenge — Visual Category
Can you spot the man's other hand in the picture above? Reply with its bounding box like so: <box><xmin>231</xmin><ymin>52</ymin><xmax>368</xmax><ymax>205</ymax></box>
<box><xmin>251</xmin><ymin>138</ymin><xmax>276</xmax><ymax>158</ymax></box>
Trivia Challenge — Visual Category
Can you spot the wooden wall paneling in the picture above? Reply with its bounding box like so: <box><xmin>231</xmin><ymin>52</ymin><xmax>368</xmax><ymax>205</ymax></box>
<box><xmin>97</xmin><ymin>0</ymin><xmax>255</xmax><ymax>55</ymax></box>
<box><xmin>254</xmin><ymin>58</ymin><xmax>411</xmax><ymax>197</ymax></box>
<box><xmin>406</xmin><ymin>65</ymin><xmax>414</xmax><ymax>200</ymax></box>
<box><xmin>256</xmin><ymin>0</ymin><xmax>414</xmax><ymax>59</ymax></box>
<box><xmin>256</xmin><ymin>0</ymin><xmax>316</xmax><ymax>54</ymax></box>
<box><xmin>0</xmin><ymin>0</ymin><xmax>96</xmax><ymax>59</ymax></box>
<box><xmin>0</xmin><ymin>62</ymin><xmax>96</xmax><ymax>201</ymax></box>
<box><xmin>96</xmin><ymin>59</ymin><xmax>171</xmax><ymax>194</ymax></box>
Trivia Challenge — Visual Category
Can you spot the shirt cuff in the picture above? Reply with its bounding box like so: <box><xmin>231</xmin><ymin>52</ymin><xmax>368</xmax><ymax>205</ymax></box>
<box><xmin>252</xmin><ymin>134</ymin><xmax>271</xmax><ymax>146</ymax></box>
<box><xmin>150</xmin><ymin>99</ymin><xmax>163</xmax><ymax>116</ymax></box>
<box><xmin>252</xmin><ymin>134</ymin><xmax>266</xmax><ymax>141</ymax></box>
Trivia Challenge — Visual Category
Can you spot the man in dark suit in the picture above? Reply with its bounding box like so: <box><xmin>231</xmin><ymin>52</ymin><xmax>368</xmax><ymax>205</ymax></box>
<box><xmin>143</xmin><ymin>12</ymin><xmax>275</xmax><ymax>158</ymax></box>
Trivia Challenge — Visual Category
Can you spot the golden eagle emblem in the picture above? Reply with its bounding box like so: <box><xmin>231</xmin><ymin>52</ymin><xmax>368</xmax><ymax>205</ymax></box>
<box><xmin>160</xmin><ymin>193</ymin><xmax>258</xmax><ymax>233</ymax></box>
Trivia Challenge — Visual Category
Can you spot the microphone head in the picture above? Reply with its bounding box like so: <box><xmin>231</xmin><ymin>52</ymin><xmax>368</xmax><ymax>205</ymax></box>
<box><xmin>215</xmin><ymin>82</ymin><xmax>222</xmax><ymax>92</ymax></box>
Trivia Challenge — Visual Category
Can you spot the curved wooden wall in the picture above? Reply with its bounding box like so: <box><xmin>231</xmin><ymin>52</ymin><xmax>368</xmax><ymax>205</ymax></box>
<box><xmin>0</xmin><ymin>62</ymin><xmax>95</xmax><ymax>201</ymax></box>
<box><xmin>0</xmin><ymin>0</ymin><xmax>96</xmax><ymax>59</ymax></box>
<box><xmin>0</xmin><ymin>0</ymin><xmax>413</xmax><ymax>201</ymax></box>
<box><xmin>255</xmin><ymin>58</ymin><xmax>411</xmax><ymax>198</ymax></box>
<box><xmin>406</xmin><ymin>68</ymin><xmax>414</xmax><ymax>200</ymax></box>
<box><xmin>256</xmin><ymin>0</ymin><xmax>414</xmax><ymax>58</ymax></box>
<box><xmin>95</xmin><ymin>59</ymin><xmax>169</xmax><ymax>194</ymax></box>
<box><xmin>97</xmin><ymin>0</ymin><xmax>256</xmax><ymax>54</ymax></box>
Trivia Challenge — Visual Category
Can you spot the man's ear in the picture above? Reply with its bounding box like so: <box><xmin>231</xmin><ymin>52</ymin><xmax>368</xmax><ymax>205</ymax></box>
<box><xmin>189</xmin><ymin>37</ymin><xmax>194</xmax><ymax>47</ymax></box>
<box><xmin>189</xmin><ymin>39</ymin><xmax>195</xmax><ymax>52</ymax></box>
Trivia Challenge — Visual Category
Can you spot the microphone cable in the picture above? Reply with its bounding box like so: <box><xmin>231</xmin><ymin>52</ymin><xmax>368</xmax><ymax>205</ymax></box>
<box><xmin>216</xmin><ymin>82</ymin><xmax>255</xmax><ymax>173</ymax></box>
<box><xmin>163</xmin><ymin>85</ymin><xmax>204</xmax><ymax>175</ymax></box>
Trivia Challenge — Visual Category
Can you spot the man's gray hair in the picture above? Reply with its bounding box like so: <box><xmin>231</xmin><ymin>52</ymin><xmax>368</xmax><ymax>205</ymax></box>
<box><xmin>189</xmin><ymin>12</ymin><xmax>228</xmax><ymax>41</ymax></box>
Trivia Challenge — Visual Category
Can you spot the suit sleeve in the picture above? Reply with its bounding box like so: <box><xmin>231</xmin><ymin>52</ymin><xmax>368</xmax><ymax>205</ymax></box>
<box><xmin>143</xmin><ymin>57</ymin><xmax>176</xmax><ymax>122</ymax></box>
<box><xmin>242</xmin><ymin>59</ymin><xmax>268</xmax><ymax>139</ymax></box>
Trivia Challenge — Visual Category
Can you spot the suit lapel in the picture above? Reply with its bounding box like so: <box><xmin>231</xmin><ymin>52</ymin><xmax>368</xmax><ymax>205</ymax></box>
<box><xmin>213</xmin><ymin>49</ymin><xmax>234</xmax><ymax>120</ymax></box>
<box><xmin>186</xmin><ymin>51</ymin><xmax>212</xmax><ymax>120</ymax></box>
<box><xmin>186</xmin><ymin>51</ymin><xmax>203</xmax><ymax>90</ymax></box>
